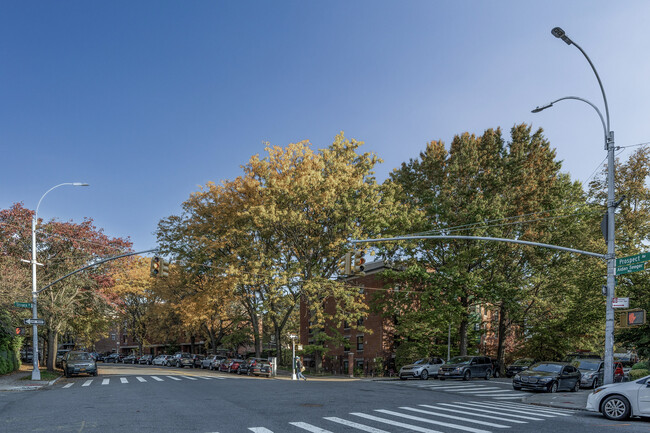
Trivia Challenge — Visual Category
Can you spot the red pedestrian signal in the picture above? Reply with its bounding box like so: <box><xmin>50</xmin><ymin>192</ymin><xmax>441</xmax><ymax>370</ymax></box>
<box><xmin>15</xmin><ymin>327</ymin><xmax>26</xmax><ymax>335</ymax></box>
<box><xmin>627</xmin><ymin>310</ymin><xmax>646</xmax><ymax>326</ymax></box>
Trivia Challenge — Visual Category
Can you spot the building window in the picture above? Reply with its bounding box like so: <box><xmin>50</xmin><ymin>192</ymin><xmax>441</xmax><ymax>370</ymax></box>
<box><xmin>343</xmin><ymin>337</ymin><xmax>351</xmax><ymax>352</ymax></box>
<box><xmin>343</xmin><ymin>320</ymin><xmax>349</xmax><ymax>330</ymax></box>
<box><xmin>356</xmin><ymin>336</ymin><xmax>363</xmax><ymax>351</ymax></box>
<box><xmin>356</xmin><ymin>317</ymin><xmax>364</xmax><ymax>327</ymax></box>
<box><xmin>111</xmin><ymin>334</ymin><xmax>116</xmax><ymax>341</ymax></box>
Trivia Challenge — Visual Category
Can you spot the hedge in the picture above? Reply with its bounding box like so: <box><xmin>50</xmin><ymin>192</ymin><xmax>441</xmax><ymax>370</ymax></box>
<box><xmin>628</xmin><ymin>369</ymin><xmax>650</xmax><ymax>380</ymax></box>
<box><xmin>0</xmin><ymin>335</ymin><xmax>22</xmax><ymax>375</ymax></box>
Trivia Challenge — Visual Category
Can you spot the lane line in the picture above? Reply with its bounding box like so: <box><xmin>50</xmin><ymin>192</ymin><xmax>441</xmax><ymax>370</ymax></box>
<box><xmin>351</xmin><ymin>413</ymin><xmax>443</xmax><ymax>433</ymax></box>
<box><xmin>418</xmin><ymin>404</ymin><xmax>528</xmax><ymax>424</ymax></box>
<box><xmin>324</xmin><ymin>417</ymin><xmax>391</xmax><ymax>432</ymax></box>
<box><xmin>374</xmin><ymin>409</ymin><xmax>492</xmax><ymax>433</ymax></box>
<box><xmin>399</xmin><ymin>406</ymin><xmax>510</xmax><ymax>428</ymax></box>
<box><xmin>288</xmin><ymin>422</ymin><xmax>333</xmax><ymax>432</ymax></box>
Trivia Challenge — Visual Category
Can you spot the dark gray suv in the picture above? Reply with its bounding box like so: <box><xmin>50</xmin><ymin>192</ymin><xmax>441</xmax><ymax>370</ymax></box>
<box><xmin>438</xmin><ymin>356</ymin><xmax>493</xmax><ymax>381</ymax></box>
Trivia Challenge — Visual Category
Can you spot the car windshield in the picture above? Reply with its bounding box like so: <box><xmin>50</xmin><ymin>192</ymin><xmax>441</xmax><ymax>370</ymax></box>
<box><xmin>576</xmin><ymin>360</ymin><xmax>600</xmax><ymax>370</ymax></box>
<box><xmin>512</xmin><ymin>359</ymin><xmax>533</xmax><ymax>366</ymax></box>
<box><xmin>530</xmin><ymin>363</ymin><xmax>562</xmax><ymax>373</ymax></box>
<box><xmin>69</xmin><ymin>353</ymin><xmax>91</xmax><ymax>361</ymax></box>
<box><xmin>413</xmin><ymin>359</ymin><xmax>428</xmax><ymax>365</ymax></box>
<box><xmin>448</xmin><ymin>356</ymin><xmax>472</xmax><ymax>365</ymax></box>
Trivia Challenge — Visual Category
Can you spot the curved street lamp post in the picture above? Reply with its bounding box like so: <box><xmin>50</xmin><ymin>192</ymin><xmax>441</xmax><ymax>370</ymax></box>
<box><xmin>533</xmin><ymin>27</ymin><xmax>616</xmax><ymax>385</ymax></box>
<box><xmin>30</xmin><ymin>182</ymin><xmax>89</xmax><ymax>380</ymax></box>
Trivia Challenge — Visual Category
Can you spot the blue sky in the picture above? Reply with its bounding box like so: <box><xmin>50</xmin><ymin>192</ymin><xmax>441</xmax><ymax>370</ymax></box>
<box><xmin>1</xmin><ymin>1</ymin><xmax>648</xmax><ymax>253</ymax></box>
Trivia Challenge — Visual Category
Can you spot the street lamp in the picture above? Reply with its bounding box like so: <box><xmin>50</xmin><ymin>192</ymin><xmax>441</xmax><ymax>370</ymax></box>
<box><xmin>30</xmin><ymin>182</ymin><xmax>89</xmax><ymax>380</ymax></box>
<box><xmin>533</xmin><ymin>26</ymin><xmax>616</xmax><ymax>384</ymax></box>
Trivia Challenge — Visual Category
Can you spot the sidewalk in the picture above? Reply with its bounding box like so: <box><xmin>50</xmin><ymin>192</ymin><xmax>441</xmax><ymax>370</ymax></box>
<box><xmin>0</xmin><ymin>364</ymin><xmax>61</xmax><ymax>392</ymax></box>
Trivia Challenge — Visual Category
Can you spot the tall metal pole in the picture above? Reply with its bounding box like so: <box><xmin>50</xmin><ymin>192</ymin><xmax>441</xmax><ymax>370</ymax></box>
<box><xmin>551</xmin><ymin>27</ymin><xmax>615</xmax><ymax>384</ymax></box>
<box><xmin>290</xmin><ymin>334</ymin><xmax>297</xmax><ymax>380</ymax></box>
<box><xmin>30</xmin><ymin>182</ymin><xmax>88</xmax><ymax>380</ymax></box>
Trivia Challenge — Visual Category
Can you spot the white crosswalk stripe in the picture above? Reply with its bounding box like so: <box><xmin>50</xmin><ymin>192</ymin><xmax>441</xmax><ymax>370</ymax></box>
<box><xmin>166</xmin><ymin>376</ymin><xmax>182</xmax><ymax>381</ymax></box>
<box><xmin>120</xmin><ymin>377</ymin><xmax>128</xmax><ymax>384</ymax></box>
<box><xmin>82</xmin><ymin>380</ymin><xmax>92</xmax><ymax>387</ymax></box>
<box><xmin>60</xmin><ymin>374</ymin><xmax>229</xmax><ymax>388</ymax></box>
<box><xmin>136</xmin><ymin>376</ymin><xmax>147</xmax><ymax>382</ymax></box>
<box><xmin>102</xmin><ymin>378</ymin><xmax>110</xmax><ymax>385</ymax></box>
<box><xmin>246</xmin><ymin>400</ymin><xmax>575</xmax><ymax>432</ymax></box>
<box><xmin>391</xmin><ymin>380</ymin><xmax>526</xmax><ymax>400</ymax></box>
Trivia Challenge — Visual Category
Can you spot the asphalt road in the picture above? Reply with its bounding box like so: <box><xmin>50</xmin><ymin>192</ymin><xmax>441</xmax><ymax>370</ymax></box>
<box><xmin>1</xmin><ymin>364</ymin><xmax>649</xmax><ymax>433</ymax></box>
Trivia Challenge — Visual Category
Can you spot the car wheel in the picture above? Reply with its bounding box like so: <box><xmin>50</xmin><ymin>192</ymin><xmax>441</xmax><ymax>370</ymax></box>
<box><xmin>493</xmin><ymin>369</ymin><xmax>500</xmax><ymax>378</ymax></box>
<box><xmin>592</xmin><ymin>378</ymin><xmax>599</xmax><ymax>389</ymax></box>
<box><xmin>548</xmin><ymin>381</ymin><xmax>558</xmax><ymax>393</ymax></box>
<box><xmin>485</xmin><ymin>369</ymin><xmax>492</xmax><ymax>380</ymax></box>
<box><xmin>571</xmin><ymin>380</ymin><xmax>580</xmax><ymax>392</ymax></box>
<box><xmin>602</xmin><ymin>395</ymin><xmax>631</xmax><ymax>421</ymax></box>
<box><xmin>463</xmin><ymin>370</ymin><xmax>471</xmax><ymax>381</ymax></box>
<box><xmin>420</xmin><ymin>370</ymin><xmax>429</xmax><ymax>380</ymax></box>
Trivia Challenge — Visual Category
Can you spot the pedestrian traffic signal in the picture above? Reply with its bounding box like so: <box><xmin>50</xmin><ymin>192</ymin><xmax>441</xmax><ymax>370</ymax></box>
<box><xmin>353</xmin><ymin>249</ymin><xmax>366</xmax><ymax>276</ymax></box>
<box><xmin>15</xmin><ymin>327</ymin><xmax>26</xmax><ymax>336</ymax></box>
<box><xmin>150</xmin><ymin>256</ymin><xmax>161</xmax><ymax>277</ymax></box>
<box><xmin>627</xmin><ymin>310</ymin><xmax>646</xmax><ymax>326</ymax></box>
<box><xmin>338</xmin><ymin>252</ymin><xmax>352</xmax><ymax>277</ymax></box>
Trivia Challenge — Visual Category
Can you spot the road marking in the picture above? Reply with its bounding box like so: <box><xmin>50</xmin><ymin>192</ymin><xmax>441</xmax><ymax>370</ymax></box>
<box><xmin>457</xmin><ymin>389</ymin><xmax>514</xmax><ymax>394</ymax></box>
<box><xmin>151</xmin><ymin>376</ymin><xmax>164</xmax><ymax>381</ymax></box>
<box><xmin>351</xmin><ymin>413</ymin><xmax>443</xmax><ymax>433</ymax></box>
<box><xmin>438</xmin><ymin>403</ymin><xmax>543</xmax><ymax>421</ymax></box>
<box><xmin>102</xmin><ymin>378</ymin><xmax>110</xmax><ymax>385</ymax></box>
<box><xmin>166</xmin><ymin>376</ymin><xmax>182</xmax><ymax>381</ymax></box>
<box><xmin>453</xmin><ymin>402</ymin><xmax>556</xmax><ymax>418</ymax></box>
<box><xmin>418</xmin><ymin>404</ymin><xmax>528</xmax><ymax>424</ymax></box>
<box><xmin>398</xmin><ymin>406</ymin><xmax>510</xmax><ymax>428</ymax></box>
<box><xmin>492</xmin><ymin>396</ymin><xmax>526</xmax><ymax>400</ymax></box>
<box><xmin>454</xmin><ymin>387</ymin><xmax>502</xmax><ymax>393</ymax></box>
<box><xmin>63</xmin><ymin>383</ymin><xmax>74</xmax><ymax>388</ymax></box>
<box><xmin>82</xmin><ymin>380</ymin><xmax>92</xmax><ymax>387</ymax></box>
<box><xmin>248</xmin><ymin>428</ymin><xmax>274</xmax><ymax>433</ymax></box>
<box><xmin>288</xmin><ymin>422</ymin><xmax>333</xmax><ymax>432</ymax></box>
<box><xmin>426</xmin><ymin>385</ymin><xmax>484</xmax><ymax>390</ymax></box>
<box><xmin>462</xmin><ymin>401</ymin><xmax>566</xmax><ymax>417</ymax></box>
<box><xmin>183</xmin><ymin>376</ymin><xmax>198</xmax><ymax>380</ymax></box>
<box><xmin>136</xmin><ymin>376</ymin><xmax>147</xmax><ymax>382</ymax></box>
<box><xmin>487</xmin><ymin>401</ymin><xmax>575</xmax><ymax>415</ymax></box>
<box><xmin>120</xmin><ymin>377</ymin><xmax>128</xmax><ymax>384</ymax></box>
<box><xmin>324</xmin><ymin>417</ymin><xmax>391</xmax><ymax>432</ymax></box>
<box><xmin>374</xmin><ymin>409</ymin><xmax>492</xmax><ymax>433</ymax></box>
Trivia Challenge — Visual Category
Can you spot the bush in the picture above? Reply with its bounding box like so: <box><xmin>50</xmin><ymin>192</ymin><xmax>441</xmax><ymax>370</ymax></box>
<box><xmin>628</xmin><ymin>369</ymin><xmax>650</xmax><ymax>380</ymax></box>
<box><xmin>631</xmin><ymin>361</ymin><xmax>649</xmax><ymax>370</ymax></box>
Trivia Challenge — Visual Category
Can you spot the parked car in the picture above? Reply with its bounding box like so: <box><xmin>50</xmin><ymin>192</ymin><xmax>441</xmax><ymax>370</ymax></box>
<box><xmin>152</xmin><ymin>355</ymin><xmax>170</xmax><ymax>366</ymax></box>
<box><xmin>219</xmin><ymin>358</ymin><xmax>234</xmax><ymax>372</ymax></box>
<box><xmin>104</xmin><ymin>353</ymin><xmax>119</xmax><ymax>363</ymax></box>
<box><xmin>575</xmin><ymin>359</ymin><xmax>626</xmax><ymax>388</ymax></box>
<box><xmin>489</xmin><ymin>358</ymin><xmax>502</xmax><ymax>378</ymax></box>
<box><xmin>239</xmin><ymin>358</ymin><xmax>268</xmax><ymax>375</ymax></box>
<box><xmin>249</xmin><ymin>359</ymin><xmax>273</xmax><ymax>377</ymax></box>
<box><xmin>399</xmin><ymin>357</ymin><xmax>445</xmax><ymax>380</ymax></box>
<box><xmin>171</xmin><ymin>352</ymin><xmax>194</xmax><ymax>368</ymax></box>
<box><xmin>138</xmin><ymin>355</ymin><xmax>153</xmax><ymax>365</ymax></box>
<box><xmin>227</xmin><ymin>359</ymin><xmax>244</xmax><ymax>373</ymax></box>
<box><xmin>55</xmin><ymin>349</ymin><xmax>71</xmax><ymax>368</ymax></box>
<box><xmin>122</xmin><ymin>354</ymin><xmax>138</xmax><ymax>364</ymax></box>
<box><xmin>62</xmin><ymin>351</ymin><xmax>98</xmax><ymax>377</ymax></box>
<box><xmin>512</xmin><ymin>361</ymin><xmax>581</xmax><ymax>393</ymax></box>
<box><xmin>201</xmin><ymin>355</ymin><xmax>225</xmax><ymax>370</ymax></box>
<box><xmin>438</xmin><ymin>356</ymin><xmax>493</xmax><ymax>381</ymax></box>
<box><xmin>586</xmin><ymin>373</ymin><xmax>650</xmax><ymax>420</ymax></box>
<box><xmin>506</xmin><ymin>358</ymin><xmax>536</xmax><ymax>378</ymax></box>
<box><xmin>191</xmin><ymin>354</ymin><xmax>204</xmax><ymax>368</ymax></box>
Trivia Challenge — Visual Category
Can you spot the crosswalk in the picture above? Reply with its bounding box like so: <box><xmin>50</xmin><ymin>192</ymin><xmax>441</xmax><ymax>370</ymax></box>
<box><xmin>60</xmin><ymin>374</ymin><xmax>225</xmax><ymax>388</ymax></box>
<box><xmin>380</xmin><ymin>379</ymin><xmax>524</xmax><ymax>400</ymax></box>
<box><xmin>245</xmin><ymin>400</ymin><xmax>575</xmax><ymax>433</ymax></box>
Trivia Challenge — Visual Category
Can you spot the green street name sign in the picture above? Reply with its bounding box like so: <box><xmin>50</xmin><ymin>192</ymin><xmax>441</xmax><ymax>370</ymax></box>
<box><xmin>617</xmin><ymin>252</ymin><xmax>650</xmax><ymax>267</ymax></box>
<box><xmin>616</xmin><ymin>262</ymin><xmax>647</xmax><ymax>276</ymax></box>
<box><xmin>13</xmin><ymin>302</ymin><xmax>32</xmax><ymax>309</ymax></box>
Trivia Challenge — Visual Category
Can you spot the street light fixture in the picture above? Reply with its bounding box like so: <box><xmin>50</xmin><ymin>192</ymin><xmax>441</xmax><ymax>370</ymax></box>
<box><xmin>30</xmin><ymin>182</ymin><xmax>89</xmax><ymax>380</ymax></box>
<box><xmin>534</xmin><ymin>26</ymin><xmax>616</xmax><ymax>385</ymax></box>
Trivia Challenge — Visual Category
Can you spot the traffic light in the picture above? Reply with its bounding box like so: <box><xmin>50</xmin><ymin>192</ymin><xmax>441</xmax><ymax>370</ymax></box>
<box><xmin>338</xmin><ymin>252</ymin><xmax>352</xmax><ymax>277</ymax></box>
<box><xmin>627</xmin><ymin>310</ymin><xmax>646</xmax><ymax>327</ymax></box>
<box><xmin>353</xmin><ymin>249</ymin><xmax>366</xmax><ymax>276</ymax></box>
<box><xmin>15</xmin><ymin>327</ymin><xmax>26</xmax><ymax>336</ymax></box>
<box><xmin>150</xmin><ymin>256</ymin><xmax>161</xmax><ymax>277</ymax></box>
<box><xmin>160</xmin><ymin>259</ymin><xmax>170</xmax><ymax>277</ymax></box>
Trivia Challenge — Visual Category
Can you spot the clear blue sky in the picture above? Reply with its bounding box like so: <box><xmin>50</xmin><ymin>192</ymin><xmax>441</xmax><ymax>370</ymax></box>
<box><xmin>2</xmin><ymin>1</ymin><xmax>648</xmax><ymax>252</ymax></box>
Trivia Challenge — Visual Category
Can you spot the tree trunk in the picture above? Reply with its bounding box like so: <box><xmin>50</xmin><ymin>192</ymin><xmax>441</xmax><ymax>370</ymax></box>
<box><xmin>496</xmin><ymin>303</ymin><xmax>507</xmax><ymax>376</ymax></box>
<box><xmin>459</xmin><ymin>295</ymin><xmax>469</xmax><ymax>356</ymax></box>
<box><xmin>47</xmin><ymin>330</ymin><xmax>58</xmax><ymax>371</ymax></box>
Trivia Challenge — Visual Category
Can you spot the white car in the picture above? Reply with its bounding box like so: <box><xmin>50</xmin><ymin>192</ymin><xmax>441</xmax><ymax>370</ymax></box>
<box><xmin>152</xmin><ymin>355</ymin><xmax>170</xmax><ymax>366</ymax></box>
<box><xmin>586</xmin><ymin>374</ymin><xmax>650</xmax><ymax>420</ymax></box>
<box><xmin>399</xmin><ymin>357</ymin><xmax>445</xmax><ymax>380</ymax></box>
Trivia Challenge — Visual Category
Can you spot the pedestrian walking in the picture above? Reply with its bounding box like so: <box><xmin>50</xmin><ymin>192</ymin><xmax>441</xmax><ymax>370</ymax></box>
<box><xmin>296</xmin><ymin>357</ymin><xmax>307</xmax><ymax>381</ymax></box>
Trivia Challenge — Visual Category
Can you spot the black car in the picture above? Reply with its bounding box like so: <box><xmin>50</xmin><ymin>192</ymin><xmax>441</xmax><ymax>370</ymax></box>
<box><xmin>512</xmin><ymin>361</ymin><xmax>581</xmax><ymax>393</ymax></box>
<box><xmin>122</xmin><ymin>354</ymin><xmax>138</xmax><ymax>364</ymax></box>
<box><xmin>104</xmin><ymin>353</ymin><xmax>122</xmax><ymax>363</ymax></box>
<box><xmin>172</xmin><ymin>352</ymin><xmax>194</xmax><ymax>368</ymax></box>
<box><xmin>438</xmin><ymin>356</ymin><xmax>493</xmax><ymax>381</ymax></box>
<box><xmin>506</xmin><ymin>358</ymin><xmax>536</xmax><ymax>378</ymax></box>
<box><xmin>139</xmin><ymin>354</ymin><xmax>153</xmax><ymax>365</ymax></box>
